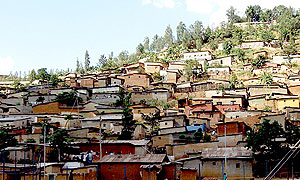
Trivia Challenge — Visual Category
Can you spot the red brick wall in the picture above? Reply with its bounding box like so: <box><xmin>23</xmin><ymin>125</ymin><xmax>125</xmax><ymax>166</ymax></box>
<box><xmin>217</xmin><ymin>122</ymin><xmax>246</xmax><ymax>136</ymax></box>
<box><xmin>214</xmin><ymin>104</ymin><xmax>241</xmax><ymax>112</ymax></box>
<box><xmin>100</xmin><ymin>163</ymin><xmax>142</xmax><ymax>180</ymax></box>
<box><xmin>33</xmin><ymin>102</ymin><xmax>60</xmax><ymax>114</ymax></box>
<box><xmin>78</xmin><ymin>143</ymin><xmax>135</xmax><ymax>156</ymax></box>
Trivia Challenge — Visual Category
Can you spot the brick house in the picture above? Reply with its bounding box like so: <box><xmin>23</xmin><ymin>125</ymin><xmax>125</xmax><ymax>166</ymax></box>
<box><xmin>119</xmin><ymin>73</ymin><xmax>152</xmax><ymax>88</ymax></box>
<box><xmin>216</xmin><ymin>121</ymin><xmax>249</xmax><ymax>136</ymax></box>
<box><xmin>98</xmin><ymin>154</ymin><xmax>169</xmax><ymax>180</ymax></box>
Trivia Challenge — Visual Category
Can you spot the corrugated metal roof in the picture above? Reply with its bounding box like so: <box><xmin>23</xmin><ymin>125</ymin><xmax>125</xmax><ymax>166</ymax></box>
<box><xmin>102</xmin><ymin>140</ymin><xmax>150</xmax><ymax>146</ymax></box>
<box><xmin>201</xmin><ymin>147</ymin><xmax>252</xmax><ymax>159</ymax></box>
<box><xmin>99</xmin><ymin>154</ymin><xmax>168</xmax><ymax>163</ymax></box>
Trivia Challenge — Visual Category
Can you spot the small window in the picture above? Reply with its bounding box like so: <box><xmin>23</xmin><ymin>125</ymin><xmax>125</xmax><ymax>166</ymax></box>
<box><xmin>210</xmin><ymin>114</ymin><xmax>213</xmax><ymax>118</ymax></box>
<box><xmin>165</xmin><ymin>122</ymin><xmax>168</xmax><ymax>125</ymax></box>
<box><xmin>293</xmin><ymin>100</ymin><xmax>295</xmax><ymax>102</ymax></box>
<box><xmin>230</xmin><ymin>101</ymin><xmax>235</xmax><ymax>105</ymax></box>
<box><xmin>158</xmin><ymin>137</ymin><xmax>161</xmax><ymax>140</ymax></box>
<box><xmin>236</xmin><ymin>116</ymin><xmax>239</xmax><ymax>118</ymax></box>
<box><xmin>213</xmin><ymin>162</ymin><xmax>216</xmax><ymax>165</ymax></box>
<box><xmin>138</xmin><ymin>110</ymin><xmax>141</xmax><ymax>113</ymax></box>
<box><xmin>236</xmin><ymin>163</ymin><xmax>240</xmax><ymax>168</ymax></box>
<box><xmin>284</xmin><ymin>100</ymin><xmax>286</xmax><ymax>102</ymax></box>
<box><xmin>103</xmin><ymin>124</ymin><xmax>106</xmax><ymax>127</ymax></box>
<box><xmin>138</xmin><ymin>76</ymin><xmax>141</xmax><ymax>78</ymax></box>
<box><xmin>217</xmin><ymin>102</ymin><xmax>222</xmax><ymax>105</ymax></box>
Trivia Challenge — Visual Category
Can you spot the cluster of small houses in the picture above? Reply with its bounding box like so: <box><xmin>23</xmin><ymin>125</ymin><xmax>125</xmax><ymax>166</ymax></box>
<box><xmin>1</xmin><ymin>47</ymin><xmax>300</xmax><ymax>179</ymax></box>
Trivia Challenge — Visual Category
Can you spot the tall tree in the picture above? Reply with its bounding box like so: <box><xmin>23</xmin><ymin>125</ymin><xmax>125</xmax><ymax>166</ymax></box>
<box><xmin>226</xmin><ymin>6</ymin><xmax>242</xmax><ymax>23</ymax></box>
<box><xmin>97</xmin><ymin>54</ymin><xmax>107</xmax><ymax>68</ymax></box>
<box><xmin>259</xmin><ymin>72</ymin><xmax>273</xmax><ymax>85</ymax></box>
<box><xmin>118</xmin><ymin>50</ymin><xmax>129</xmax><ymax>63</ymax></box>
<box><xmin>136</xmin><ymin>43</ymin><xmax>145</xmax><ymax>56</ymax></box>
<box><xmin>84</xmin><ymin>50</ymin><xmax>90</xmax><ymax>72</ymax></box>
<box><xmin>28</xmin><ymin>69</ymin><xmax>37</xmax><ymax>82</ymax></box>
<box><xmin>114</xmin><ymin>89</ymin><xmax>136</xmax><ymax>140</ymax></box>
<box><xmin>75</xmin><ymin>58</ymin><xmax>81</xmax><ymax>73</ymax></box>
<box><xmin>49</xmin><ymin>129</ymin><xmax>73</xmax><ymax>161</ymax></box>
<box><xmin>176</xmin><ymin>21</ymin><xmax>186</xmax><ymax>43</ymax></box>
<box><xmin>246</xmin><ymin>120</ymin><xmax>287</xmax><ymax>177</ymax></box>
<box><xmin>0</xmin><ymin>130</ymin><xmax>17</xmax><ymax>150</ymax></box>
<box><xmin>164</xmin><ymin>25</ymin><xmax>174</xmax><ymax>47</ymax></box>
<box><xmin>142</xmin><ymin>112</ymin><xmax>161</xmax><ymax>136</ymax></box>
<box><xmin>245</xmin><ymin>5</ymin><xmax>263</xmax><ymax>22</ymax></box>
<box><xmin>143</xmin><ymin>37</ymin><xmax>150</xmax><ymax>52</ymax></box>
<box><xmin>150</xmin><ymin>34</ymin><xmax>164</xmax><ymax>52</ymax></box>
<box><xmin>55</xmin><ymin>91</ymin><xmax>83</xmax><ymax>106</ymax></box>
<box><xmin>223</xmin><ymin>40</ymin><xmax>233</xmax><ymax>55</ymax></box>
<box><xmin>190</xmin><ymin>20</ymin><xmax>204</xmax><ymax>41</ymax></box>
<box><xmin>37</xmin><ymin>68</ymin><xmax>50</xmax><ymax>81</ymax></box>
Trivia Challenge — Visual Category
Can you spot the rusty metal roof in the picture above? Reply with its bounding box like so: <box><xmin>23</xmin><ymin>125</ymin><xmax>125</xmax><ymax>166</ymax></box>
<box><xmin>101</xmin><ymin>139</ymin><xmax>150</xmax><ymax>146</ymax></box>
<box><xmin>99</xmin><ymin>154</ymin><xmax>168</xmax><ymax>163</ymax></box>
<box><xmin>201</xmin><ymin>147</ymin><xmax>252</xmax><ymax>159</ymax></box>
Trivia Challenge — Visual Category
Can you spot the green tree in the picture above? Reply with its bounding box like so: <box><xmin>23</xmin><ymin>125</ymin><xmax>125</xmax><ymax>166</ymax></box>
<box><xmin>283</xmin><ymin>42</ymin><xmax>297</xmax><ymax>58</ymax></box>
<box><xmin>196</xmin><ymin>40</ymin><xmax>203</xmax><ymax>51</ymax></box>
<box><xmin>143</xmin><ymin>37</ymin><xmax>150</xmax><ymax>52</ymax></box>
<box><xmin>114</xmin><ymin>89</ymin><xmax>136</xmax><ymax>140</ymax></box>
<box><xmin>75</xmin><ymin>58</ymin><xmax>81</xmax><ymax>73</ymax></box>
<box><xmin>49</xmin><ymin>129</ymin><xmax>73</xmax><ymax>161</ymax></box>
<box><xmin>272</xmin><ymin>5</ymin><xmax>288</xmax><ymax>21</ymax></box>
<box><xmin>203</xmin><ymin>134</ymin><xmax>211</xmax><ymax>142</ymax></box>
<box><xmin>229</xmin><ymin>74</ymin><xmax>240</xmax><ymax>89</ymax></box>
<box><xmin>118</xmin><ymin>50</ymin><xmax>129</xmax><ymax>64</ymax></box>
<box><xmin>142</xmin><ymin>111</ymin><xmax>161</xmax><ymax>136</ymax></box>
<box><xmin>84</xmin><ymin>50</ymin><xmax>90</xmax><ymax>72</ymax></box>
<box><xmin>226</xmin><ymin>6</ymin><xmax>242</xmax><ymax>23</ymax></box>
<box><xmin>182</xmin><ymin>30</ymin><xmax>192</xmax><ymax>47</ymax></box>
<box><xmin>50</xmin><ymin>74</ymin><xmax>60</xmax><ymax>87</ymax></box>
<box><xmin>209</xmin><ymin>41</ymin><xmax>218</xmax><ymax>51</ymax></box>
<box><xmin>55</xmin><ymin>91</ymin><xmax>83</xmax><ymax>106</ymax></box>
<box><xmin>223</xmin><ymin>40</ymin><xmax>233</xmax><ymax>55</ymax></box>
<box><xmin>97</xmin><ymin>54</ymin><xmax>107</xmax><ymax>68</ymax></box>
<box><xmin>260</xmin><ymin>9</ymin><xmax>273</xmax><ymax>22</ymax></box>
<box><xmin>37</xmin><ymin>68</ymin><xmax>50</xmax><ymax>81</ymax></box>
<box><xmin>259</xmin><ymin>72</ymin><xmax>273</xmax><ymax>85</ymax></box>
<box><xmin>190</xmin><ymin>20</ymin><xmax>204</xmax><ymax>41</ymax></box>
<box><xmin>36</xmin><ymin>96</ymin><xmax>45</xmax><ymax>103</ymax></box>
<box><xmin>246</xmin><ymin>120</ymin><xmax>287</xmax><ymax>177</ymax></box>
<box><xmin>136</xmin><ymin>43</ymin><xmax>145</xmax><ymax>56</ymax></box>
<box><xmin>184</xmin><ymin>59</ymin><xmax>200</xmax><ymax>81</ymax></box>
<box><xmin>193</xmin><ymin>128</ymin><xmax>203</xmax><ymax>142</ymax></box>
<box><xmin>150</xmin><ymin>34</ymin><xmax>164</xmax><ymax>52</ymax></box>
<box><xmin>28</xmin><ymin>69</ymin><xmax>37</xmax><ymax>82</ymax></box>
<box><xmin>245</xmin><ymin>5</ymin><xmax>262</xmax><ymax>22</ymax></box>
<box><xmin>0</xmin><ymin>130</ymin><xmax>17</xmax><ymax>150</ymax></box>
<box><xmin>164</xmin><ymin>25</ymin><xmax>174</xmax><ymax>47</ymax></box>
<box><xmin>260</xmin><ymin>27</ymin><xmax>274</xmax><ymax>46</ymax></box>
<box><xmin>176</xmin><ymin>21</ymin><xmax>186</xmax><ymax>43</ymax></box>
<box><xmin>233</xmin><ymin>48</ymin><xmax>246</xmax><ymax>61</ymax></box>
<box><xmin>250</xmin><ymin>55</ymin><xmax>266</xmax><ymax>68</ymax></box>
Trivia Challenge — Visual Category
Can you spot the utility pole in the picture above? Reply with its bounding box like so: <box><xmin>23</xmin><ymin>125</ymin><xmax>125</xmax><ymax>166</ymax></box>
<box><xmin>99</xmin><ymin>116</ymin><xmax>102</xmax><ymax>160</ymax></box>
<box><xmin>43</xmin><ymin>123</ymin><xmax>47</xmax><ymax>180</ymax></box>
<box><xmin>224</xmin><ymin>124</ymin><xmax>227</xmax><ymax>173</ymax></box>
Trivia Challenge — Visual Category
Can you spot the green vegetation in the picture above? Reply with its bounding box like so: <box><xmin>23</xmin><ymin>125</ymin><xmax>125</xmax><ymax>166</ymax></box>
<box><xmin>141</xmin><ymin>111</ymin><xmax>161</xmax><ymax>136</ymax></box>
<box><xmin>114</xmin><ymin>89</ymin><xmax>136</xmax><ymax>140</ymax></box>
<box><xmin>0</xmin><ymin>130</ymin><xmax>17</xmax><ymax>150</ymax></box>
<box><xmin>55</xmin><ymin>91</ymin><xmax>83</xmax><ymax>106</ymax></box>
<box><xmin>245</xmin><ymin>120</ymin><xmax>296</xmax><ymax>177</ymax></box>
<box><xmin>49</xmin><ymin>129</ymin><xmax>74</xmax><ymax>161</ymax></box>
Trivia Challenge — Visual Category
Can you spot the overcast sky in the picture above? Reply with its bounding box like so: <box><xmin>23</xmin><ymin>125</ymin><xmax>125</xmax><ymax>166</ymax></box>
<box><xmin>0</xmin><ymin>0</ymin><xmax>299</xmax><ymax>75</ymax></box>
